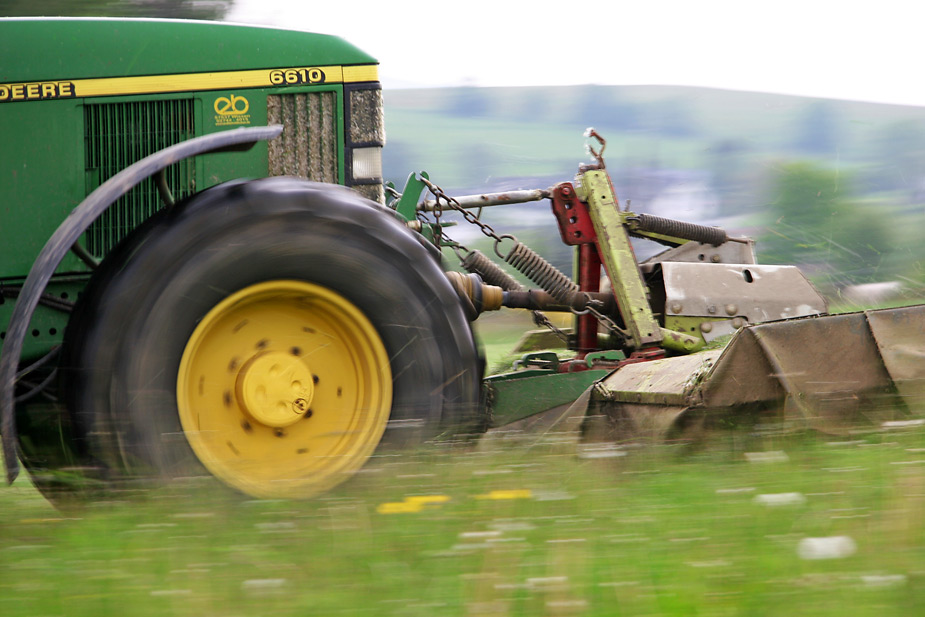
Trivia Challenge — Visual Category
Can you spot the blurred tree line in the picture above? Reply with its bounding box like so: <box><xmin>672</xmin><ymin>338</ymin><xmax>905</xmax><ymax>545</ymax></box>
<box><xmin>758</xmin><ymin>162</ymin><xmax>892</xmax><ymax>286</ymax></box>
<box><xmin>0</xmin><ymin>0</ymin><xmax>231</xmax><ymax>18</ymax></box>
<box><xmin>447</xmin><ymin>85</ymin><xmax>700</xmax><ymax>137</ymax></box>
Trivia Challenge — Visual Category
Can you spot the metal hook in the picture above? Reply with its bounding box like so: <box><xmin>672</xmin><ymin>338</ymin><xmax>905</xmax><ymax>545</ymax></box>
<box><xmin>584</xmin><ymin>128</ymin><xmax>607</xmax><ymax>169</ymax></box>
<box><xmin>452</xmin><ymin>243</ymin><xmax>471</xmax><ymax>263</ymax></box>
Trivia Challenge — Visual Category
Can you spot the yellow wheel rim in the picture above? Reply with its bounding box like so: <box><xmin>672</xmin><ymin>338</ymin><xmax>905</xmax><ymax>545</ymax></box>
<box><xmin>176</xmin><ymin>280</ymin><xmax>392</xmax><ymax>498</ymax></box>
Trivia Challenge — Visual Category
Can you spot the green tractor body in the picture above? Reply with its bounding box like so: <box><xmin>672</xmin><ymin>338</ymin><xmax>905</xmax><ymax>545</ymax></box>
<box><xmin>1</xmin><ymin>18</ymin><xmax>384</xmax><ymax>360</ymax></box>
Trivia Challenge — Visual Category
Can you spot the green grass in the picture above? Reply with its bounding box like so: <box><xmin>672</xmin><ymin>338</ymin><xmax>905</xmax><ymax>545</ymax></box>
<box><xmin>3</xmin><ymin>302</ymin><xmax>922</xmax><ymax>616</ymax></box>
<box><xmin>4</xmin><ymin>426</ymin><xmax>925</xmax><ymax>616</ymax></box>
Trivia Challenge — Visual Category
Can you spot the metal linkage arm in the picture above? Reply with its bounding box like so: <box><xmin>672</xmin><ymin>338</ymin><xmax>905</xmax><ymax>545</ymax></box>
<box><xmin>576</xmin><ymin>170</ymin><xmax>664</xmax><ymax>350</ymax></box>
<box><xmin>420</xmin><ymin>188</ymin><xmax>550</xmax><ymax>212</ymax></box>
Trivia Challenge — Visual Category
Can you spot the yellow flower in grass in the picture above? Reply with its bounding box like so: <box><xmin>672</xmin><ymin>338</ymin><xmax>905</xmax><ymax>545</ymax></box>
<box><xmin>376</xmin><ymin>501</ymin><xmax>423</xmax><ymax>514</ymax></box>
<box><xmin>476</xmin><ymin>489</ymin><xmax>533</xmax><ymax>500</ymax></box>
<box><xmin>376</xmin><ymin>494</ymin><xmax>451</xmax><ymax>514</ymax></box>
<box><xmin>406</xmin><ymin>495</ymin><xmax>451</xmax><ymax>505</ymax></box>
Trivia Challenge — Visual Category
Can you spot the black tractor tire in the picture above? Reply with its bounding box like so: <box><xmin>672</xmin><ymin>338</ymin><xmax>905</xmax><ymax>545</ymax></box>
<box><xmin>60</xmin><ymin>178</ymin><xmax>483</xmax><ymax>498</ymax></box>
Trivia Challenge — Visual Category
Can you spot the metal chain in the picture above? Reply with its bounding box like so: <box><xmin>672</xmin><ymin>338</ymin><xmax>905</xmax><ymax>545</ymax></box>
<box><xmin>578</xmin><ymin>296</ymin><xmax>629</xmax><ymax>345</ymax></box>
<box><xmin>431</xmin><ymin>186</ymin><xmax>442</xmax><ymax>238</ymax></box>
<box><xmin>419</xmin><ymin>176</ymin><xmax>511</xmax><ymax>252</ymax></box>
<box><xmin>436</xmin><ymin>227</ymin><xmax>472</xmax><ymax>264</ymax></box>
<box><xmin>530</xmin><ymin>310</ymin><xmax>570</xmax><ymax>343</ymax></box>
<box><xmin>421</xmin><ymin>177</ymin><xmax>570</xmax><ymax>344</ymax></box>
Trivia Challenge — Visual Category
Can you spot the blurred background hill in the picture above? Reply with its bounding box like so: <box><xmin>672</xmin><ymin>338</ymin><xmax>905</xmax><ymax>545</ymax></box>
<box><xmin>383</xmin><ymin>85</ymin><xmax>925</xmax><ymax>297</ymax></box>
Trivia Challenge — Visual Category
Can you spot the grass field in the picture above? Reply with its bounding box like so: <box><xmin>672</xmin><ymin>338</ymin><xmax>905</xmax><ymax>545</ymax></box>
<box><xmin>4</xmin><ymin>421</ymin><xmax>925</xmax><ymax>616</ymax></box>
<box><xmin>2</xmin><ymin>299</ymin><xmax>923</xmax><ymax>616</ymax></box>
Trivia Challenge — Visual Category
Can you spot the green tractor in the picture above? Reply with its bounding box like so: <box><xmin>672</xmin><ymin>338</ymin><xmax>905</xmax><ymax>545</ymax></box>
<box><xmin>1</xmin><ymin>18</ymin><xmax>922</xmax><ymax>503</ymax></box>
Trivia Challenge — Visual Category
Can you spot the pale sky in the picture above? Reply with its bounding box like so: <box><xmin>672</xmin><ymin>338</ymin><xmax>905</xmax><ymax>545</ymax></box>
<box><xmin>227</xmin><ymin>0</ymin><xmax>923</xmax><ymax>107</ymax></box>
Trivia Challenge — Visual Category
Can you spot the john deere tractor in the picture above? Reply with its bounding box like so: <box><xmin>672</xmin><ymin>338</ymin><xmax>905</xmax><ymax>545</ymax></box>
<box><xmin>1</xmin><ymin>18</ymin><xmax>922</xmax><ymax>503</ymax></box>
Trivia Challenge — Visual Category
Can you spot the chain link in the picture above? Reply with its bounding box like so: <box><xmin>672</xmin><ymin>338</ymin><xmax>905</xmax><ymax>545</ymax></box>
<box><xmin>530</xmin><ymin>310</ymin><xmax>570</xmax><ymax>344</ymax></box>
<box><xmin>579</xmin><ymin>297</ymin><xmax>629</xmax><ymax>345</ymax></box>
<box><xmin>420</xmin><ymin>176</ymin><xmax>602</xmax><ymax>346</ymax></box>
<box><xmin>419</xmin><ymin>176</ymin><xmax>511</xmax><ymax>249</ymax></box>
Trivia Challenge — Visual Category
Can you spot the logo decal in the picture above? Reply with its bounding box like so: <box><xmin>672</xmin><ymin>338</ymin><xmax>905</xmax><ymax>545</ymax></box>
<box><xmin>0</xmin><ymin>81</ymin><xmax>75</xmax><ymax>102</ymax></box>
<box><xmin>213</xmin><ymin>94</ymin><xmax>250</xmax><ymax>126</ymax></box>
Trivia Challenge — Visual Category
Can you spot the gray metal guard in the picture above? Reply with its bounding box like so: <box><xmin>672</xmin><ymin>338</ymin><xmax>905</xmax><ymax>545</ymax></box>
<box><xmin>0</xmin><ymin>125</ymin><xmax>284</xmax><ymax>483</ymax></box>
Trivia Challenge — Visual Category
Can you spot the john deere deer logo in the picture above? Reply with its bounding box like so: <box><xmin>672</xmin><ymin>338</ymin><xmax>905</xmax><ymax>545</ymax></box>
<box><xmin>213</xmin><ymin>94</ymin><xmax>251</xmax><ymax>126</ymax></box>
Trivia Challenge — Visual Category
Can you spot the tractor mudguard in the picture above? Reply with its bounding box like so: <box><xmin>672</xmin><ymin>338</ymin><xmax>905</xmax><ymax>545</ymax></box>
<box><xmin>0</xmin><ymin>125</ymin><xmax>284</xmax><ymax>483</ymax></box>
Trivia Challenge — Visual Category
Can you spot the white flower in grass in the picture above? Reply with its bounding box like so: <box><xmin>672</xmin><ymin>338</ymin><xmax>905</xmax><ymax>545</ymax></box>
<box><xmin>754</xmin><ymin>492</ymin><xmax>806</xmax><ymax>506</ymax></box>
<box><xmin>797</xmin><ymin>536</ymin><xmax>857</xmax><ymax>560</ymax></box>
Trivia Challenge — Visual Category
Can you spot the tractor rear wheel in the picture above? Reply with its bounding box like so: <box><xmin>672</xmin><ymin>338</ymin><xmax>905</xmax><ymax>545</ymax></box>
<box><xmin>60</xmin><ymin>178</ymin><xmax>482</xmax><ymax>498</ymax></box>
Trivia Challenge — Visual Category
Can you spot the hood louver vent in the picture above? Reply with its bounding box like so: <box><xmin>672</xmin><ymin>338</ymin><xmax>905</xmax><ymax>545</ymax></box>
<box><xmin>83</xmin><ymin>99</ymin><xmax>197</xmax><ymax>256</ymax></box>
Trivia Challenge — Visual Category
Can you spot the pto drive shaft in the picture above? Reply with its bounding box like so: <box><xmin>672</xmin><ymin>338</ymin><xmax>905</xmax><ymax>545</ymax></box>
<box><xmin>445</xmin><ymin>271</ymin><xmax>614</xmax><ymax>316</ymax></box>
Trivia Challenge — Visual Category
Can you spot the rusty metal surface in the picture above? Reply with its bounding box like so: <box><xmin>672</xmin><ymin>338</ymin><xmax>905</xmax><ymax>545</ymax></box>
<box><xmin>701</xmin><ymin>309</ymin><xmax>917</xmax><ymax>430</ymax></box>
<box><xmin>590</xmin><ymin>304</ymin><xmax>925</xmax><ymax>439</ymax></box>
<box><xmin>597</xmin><ymin>349</ymin><xmax>724</xmax><ymax>406</ymax></box>
<box><xmin>866</xmin><ymin>304</ymin><xmax>925</xmax><ymax>409</ymax></box>
<box><xmin>746</xmin><ymin>313</ymin><xmax>901</xmax><ymax>429</ymax></box>
<box><xmin>659</xmin><ymin>262</ymin><xmax>827</xmax><ymax>323</ymax></box>
<box><xmin>700</xmin><ymin>328</ymin><xmax>784</xmax><ymax>407</ymax></box>
<box><xmin>420</xmin><ymin>188</ymin><xmax>550</xmax><ymax>212</ymax></box>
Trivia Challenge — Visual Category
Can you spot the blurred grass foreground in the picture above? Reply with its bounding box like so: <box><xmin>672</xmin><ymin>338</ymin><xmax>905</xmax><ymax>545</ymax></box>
<box><xmin>4</xmin><ymin>423</ymin><xmax>925</xmax><ymax>616</ymax></box>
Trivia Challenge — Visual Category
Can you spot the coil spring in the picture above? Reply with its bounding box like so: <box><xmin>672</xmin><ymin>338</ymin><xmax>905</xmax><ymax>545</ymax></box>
<box><xmin>504</xmin><ymin>242</ymin><xmax>578</xmax><ymax>304</ymax></box>
<box><xmin>633</xmin><ymin>213</ymin><xmax>728</xmax><ymax>246</ymax></box>
<box><xmin>461</xmin><ymin>250</ymin><xmax>523</xmax><ymax>291</ymax></box>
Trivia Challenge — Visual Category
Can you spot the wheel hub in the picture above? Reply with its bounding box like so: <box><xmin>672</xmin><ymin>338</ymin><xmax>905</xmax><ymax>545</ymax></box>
<box><xmin>176</xmin><ymin>280</ymin><xmax>392</xmax><ymax>498</ymax></box>
<box><xmin>236</xmin><ymin>352</ymin><xmax>314</xmax><ymax>428</ymax></box>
